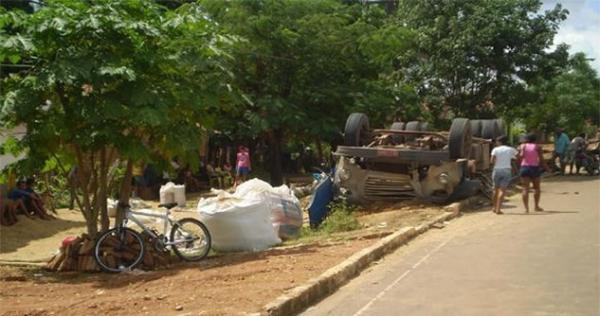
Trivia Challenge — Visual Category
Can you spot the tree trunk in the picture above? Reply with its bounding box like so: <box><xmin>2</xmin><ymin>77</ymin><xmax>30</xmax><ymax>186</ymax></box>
<box><xmin>267</xmin><ymin>130</ymin><xmax>284</xmax><ymax>186</ymax></box>
<box><xmin>116</xmin><ymin>160</ymin><xmax>134</xmax><ymax>226</ymax></box>
<box><xmin>315</xmin><ymin>138</ymin><xmax>324</xmax><ymax>164</ymax></box>
<box><xmin>99</xmin><ymin>148</ymin><xmax>109</xmax><ymax>231</ymax></box>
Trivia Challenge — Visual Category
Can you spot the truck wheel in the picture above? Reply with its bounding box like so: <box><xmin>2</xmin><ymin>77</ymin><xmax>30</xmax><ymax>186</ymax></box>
<box><xmin>470</xmin><ymin>120</ymin><xmax>483</xmax><ymax>138</ymax></box>
<box><xmin>344</xmin><ymin>113</ymin><xmax>370</xmax><ymax>146</ymax></box>
<box><xmin>481</xmin><ymin>119</ymin><xmax>499</xmax><ymax>140</ymax></box>
<box><xmin>404</xmin><ymin>121</ymin><xmax>421</xmax><ymax>141</ymax></box>
<box><xmin>495</xmin><ymin>119</ymin><xmax>507</xmax><ymax>137</ymax></box>
<box><xmin>449</xmin><ymin>118</ymin><xmax>472</xmax><ymax>159</ymax></box>
<box><xmin>390</xmin><ymin>122</ymin><xmax>405</xmax><ymax>144</ymax></box>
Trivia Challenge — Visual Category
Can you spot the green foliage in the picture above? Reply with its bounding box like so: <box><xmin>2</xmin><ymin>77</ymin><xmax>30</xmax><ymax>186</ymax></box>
<box><xmin>0</xmin><ymin>0</ymin><xmax>235</xmax><ymax>235</ymax></box>
<box><xmin>1</xmin><ymin>0</ymin><xmax>234</xmax><ymax>166</ymax></box>
<box><xmin>320</xmin><ymin>200</ymin><xmax>361</xmax><ymax>234</ymax></box>
<box><xmin>294</xmin><ymin>200</ymin><xmax>360</xmax><ymax>243</ymax></box>
<box><xmin>522</xmin><ymin>52</ymin><xmax>600</xmax><ymax>134</ymax></box>
<box><xmin>395</xmin><ymin>0</ymin><xmax>569</xmax><ymax>124</ymax></box>
<box><xmin>199</xmin><ymin>0</ymin><xmax>416</xmax><ymax>183</ymax></box>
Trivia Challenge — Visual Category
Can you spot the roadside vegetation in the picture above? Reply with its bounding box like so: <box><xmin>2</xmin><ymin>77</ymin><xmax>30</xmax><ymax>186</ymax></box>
<box><xmin>1</xmin><ymin>0</ymin><xmax>599</xmax><ymax>238</ymax></box>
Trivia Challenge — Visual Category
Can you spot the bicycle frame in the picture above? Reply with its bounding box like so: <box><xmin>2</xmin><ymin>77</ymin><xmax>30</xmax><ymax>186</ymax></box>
<box><xmin>122</xmin><ymin>207</ymin><xmax>178</xmax><ymax>247</ymax></box>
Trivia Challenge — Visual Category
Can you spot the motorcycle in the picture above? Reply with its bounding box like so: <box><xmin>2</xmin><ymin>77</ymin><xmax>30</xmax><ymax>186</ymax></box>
<box><xmin>573</xmin><ymin>150</ymin><xmax>599</xmax><ymax>176</ymax></box>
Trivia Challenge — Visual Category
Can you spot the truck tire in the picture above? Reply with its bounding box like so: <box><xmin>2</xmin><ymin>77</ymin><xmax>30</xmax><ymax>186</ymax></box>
<box><xmin>495</xmin><ymin>119</ymin><xmax>507</xmax><ymax>137</ymax></box>
<box><xmin>470</xmin><ymin>119</ymin><xmax>483</xmax><ymax>138</ymax></box>
<box><xmin>390</xmin><ymin>122</ymin><xmax>405</xmax><ymax>144</ymax></box>
<box><xmin>344</xmin><ymin>113</ymin><xmax>370</xmax><ymax>146</ymax></box>
<box><xmin>449</xmin><ymin>118</ymin><xmax>472</xmax><ymax>159</ymax></box>
<box><xmin>481</xmin><ymin>119</ymin><xmax>499</xmax><ymax>140</ymax></box>
<box><xmin>404</xmin><ymin>121</ymin><xmax>421</xmax><ymax>141</ymax></box>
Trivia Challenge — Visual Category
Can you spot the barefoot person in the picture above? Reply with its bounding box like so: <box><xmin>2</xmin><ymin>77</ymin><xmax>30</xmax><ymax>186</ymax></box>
<box><xmin>490</xmin><ymin>135</ymin><xmax>517</xmax><ymax>214</ymax></box>
<box><xmin>518</xmin><ymin>133</ymin><xmax>548</xmax><ymax>213</ymax></box>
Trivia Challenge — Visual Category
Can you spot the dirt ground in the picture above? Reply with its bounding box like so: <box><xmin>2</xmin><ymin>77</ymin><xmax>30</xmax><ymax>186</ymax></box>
<box><xmin>0</xmin><ymin>197</ymin><xmax>454</xmax><ymax>316</ymax></box>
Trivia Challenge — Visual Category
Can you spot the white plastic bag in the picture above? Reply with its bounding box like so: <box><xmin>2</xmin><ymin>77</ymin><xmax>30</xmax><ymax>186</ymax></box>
<box><xmin>160</xmin><ymin>182</ymin><xmax>175</xmax><ymax>205</ymax></box>
<box><xmin>233</xmin><ymin>178</ymin><xmax>274</xmax><ymax>197</ymax></box>
<box><xmin>196</xmin><ymin>178</ymin><xmax>303</xmax><ymax>250</ymax></box>
<box><xmin>267</xmin><ymin>186</ymin><xmax>303</xmax><ymax>240</ymax></box>
<box><xmin>173</xmin><ymin>184</ymin><xmax>186</xmax><ymax>207</ymax></box>
<box><xmin>197</xmin><ymin>192</ymin><xmax>281</xmax><ymax>252</ymax></box>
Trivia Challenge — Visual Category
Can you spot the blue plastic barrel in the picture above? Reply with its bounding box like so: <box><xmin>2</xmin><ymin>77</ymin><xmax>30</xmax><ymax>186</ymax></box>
<box><xmin>307</xmin><ymin>176</ymin><xmax>334</xmax><ymax>228</ymax></box>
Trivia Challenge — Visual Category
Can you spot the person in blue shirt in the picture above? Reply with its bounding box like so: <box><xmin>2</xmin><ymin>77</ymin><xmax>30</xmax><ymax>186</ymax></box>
<box><xmin>553</xmin><ymin>128</ymin><xmax>570</xmax><ymax>175</ymax></box>
<box><xmin>8</xmin><ymin>179</ymin><xmax>53</xmax><ymax>220</ymax></box>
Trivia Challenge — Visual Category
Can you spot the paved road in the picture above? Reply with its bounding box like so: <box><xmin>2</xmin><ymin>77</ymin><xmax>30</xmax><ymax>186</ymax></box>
<box><xmin>302</xmin><ymin>177</ymin><xmax>600</xmax><ymax>316</ymax></box>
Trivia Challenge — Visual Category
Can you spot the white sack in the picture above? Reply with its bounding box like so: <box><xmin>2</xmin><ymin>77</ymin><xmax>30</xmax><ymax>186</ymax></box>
<box><xmin>197</xmin><ymin>191</ymin><xmax>281</xmax><ymax>252</ymax></box>
<box><xmin>267</xmin><ymin>186</ymin><xmax>303</xmax><ymax>240</ymax></box>
<box><xmin>159</xmin><ymin>182</ymin><xmax>175</xmax><ymax>205</ymax></box>
<box><xmin>173</xmin><ymin>184</ymin><xmax>186</xmax><ymax>207</ymax></box>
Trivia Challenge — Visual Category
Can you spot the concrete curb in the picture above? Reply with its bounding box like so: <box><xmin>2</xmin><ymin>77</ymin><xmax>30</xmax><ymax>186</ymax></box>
<box><xmin>263</xmin><ymin>207</ymin><xmax>466</xmax><ymax>316</ymax></box>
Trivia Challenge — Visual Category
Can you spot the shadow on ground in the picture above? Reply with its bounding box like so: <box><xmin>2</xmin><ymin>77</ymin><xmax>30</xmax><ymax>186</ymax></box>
<box><xmin>0</xmin><ymin>214</ymin><xmax>85</xmax><ymax>255</ymax></box>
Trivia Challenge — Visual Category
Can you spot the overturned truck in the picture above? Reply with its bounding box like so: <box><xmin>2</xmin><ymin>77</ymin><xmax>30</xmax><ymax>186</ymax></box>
<box><xmin>333</xmin><ymin>114</ymin><xmax>506</xmax><ymax>204</ymax></box>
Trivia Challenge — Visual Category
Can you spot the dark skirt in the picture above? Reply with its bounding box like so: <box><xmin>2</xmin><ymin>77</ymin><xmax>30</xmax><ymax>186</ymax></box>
<box><xmin>520</xmin><ymin>166</ymin><xmax>542</xmax><ymax>178</ymax></box>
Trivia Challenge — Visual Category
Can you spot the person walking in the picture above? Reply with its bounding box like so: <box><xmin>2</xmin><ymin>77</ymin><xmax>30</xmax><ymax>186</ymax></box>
<box><xmin>553</xmin><ymin>128</ymin><xmax>570</xmax><ymax>175</ymax></box>
<box><xmin>518</xmin><ymin>133</ymin><xmax>549</xmax><ymax>213</ymax></box>
<box><xmin>234</xmin><ymin>146</ymin><xmax>251</xmax><ymax>189</ymax></box>
<box><xmin>490</xmin><ymin>136</ymin><xmax>517</xmax><ymax>214</ymax></box>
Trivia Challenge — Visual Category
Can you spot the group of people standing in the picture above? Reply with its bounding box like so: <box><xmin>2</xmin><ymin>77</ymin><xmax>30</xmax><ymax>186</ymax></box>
<box><xmin>490</xmin><ymin>134</ymin><xmax>547</xmax><ymax>214</ymax></box>
<box><xmin>490</xmin><ymin>128</ymin><xmax>595</xmax><ymax>214</ymax></box>
<box><xmin>552</xmin><ymin>128</ymin><xmax>591</xmax><ymax>175</ymax></box>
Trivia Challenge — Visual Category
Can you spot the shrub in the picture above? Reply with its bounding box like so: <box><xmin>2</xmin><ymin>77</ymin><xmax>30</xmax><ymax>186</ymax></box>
<box><xmin>320</xmin><ymin>201</ymin><xmax>361</xmax><ymax>234</ymax></box>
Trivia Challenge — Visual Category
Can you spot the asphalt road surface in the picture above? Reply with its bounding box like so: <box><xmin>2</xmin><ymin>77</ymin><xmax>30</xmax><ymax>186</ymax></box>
<box><xmin>301</xmin><ymin>176</ymin><xmax>600</xmax><ymax>316</ymax></box>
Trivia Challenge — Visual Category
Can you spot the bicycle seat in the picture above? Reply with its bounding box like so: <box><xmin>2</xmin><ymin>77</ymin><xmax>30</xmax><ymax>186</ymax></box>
<box><xmin>159</xmin><ymin>202</ymin><xmax>178</xmax><ymax>210</ymax></box>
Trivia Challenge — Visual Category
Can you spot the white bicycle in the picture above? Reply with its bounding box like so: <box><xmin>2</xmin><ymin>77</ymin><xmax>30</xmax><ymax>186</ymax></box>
<box><xmin>93</xmin><ymin>202</ymin><xmax>211</xmax><ymax>272</ymax></box>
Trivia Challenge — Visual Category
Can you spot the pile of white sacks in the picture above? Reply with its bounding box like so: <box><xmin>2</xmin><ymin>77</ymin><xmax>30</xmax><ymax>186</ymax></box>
<box><xmin>197</xmin><ymin>179</ymin><xmax>303</xmax><ymax>252</ymax></box>
<box><xmin>159</xmin><ymin>182</ymin><xmax>186</xmax><ymax>207</ymax></box>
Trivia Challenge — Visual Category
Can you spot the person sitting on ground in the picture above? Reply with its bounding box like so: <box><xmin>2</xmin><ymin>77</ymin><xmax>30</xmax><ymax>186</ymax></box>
<box><xmin>490</xmin><ymin>135</ymin><xmax>517</xmax><ymax>215</ymax></box>
<box><xmin>25</xmin><ymin>178</ymin><xmax>55</xmax><ymax>219</ymax></box>
<box><xmin>1</xmin><ymin>198</ymin><xmax>22</xmax><ymax>226</ymax></box>
<box><xmin>8</xmin><ymin>180</ymin><xmax>53</xmax><ymax>220</ymax></box>
<box><xmin>567</xmin><ymin>133</ymin><xmax>587</xmax><ymax>175</ymax></box>
<box><xmin>1</xmin><ymin>185</ymin><xmax>20</xmax><ymax>226</ymax></box>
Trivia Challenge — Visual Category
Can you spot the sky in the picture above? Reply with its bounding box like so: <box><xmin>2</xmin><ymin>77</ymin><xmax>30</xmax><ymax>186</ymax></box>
<box><xmin>542</xmin><ymin>0</ymin><xmax>600</xmax><ymax>71</ymax></box>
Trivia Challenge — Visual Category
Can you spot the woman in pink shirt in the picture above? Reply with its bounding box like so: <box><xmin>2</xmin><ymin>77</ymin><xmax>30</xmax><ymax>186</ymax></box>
<box><xmin>235</xmin><ymin>146</ymin><xmax>251</xmax><ymax>188</ymax></box>
<box><xmin>517</xmin><ymin>133</ymin><xmax>549</xmax><ymax>213</ymax></box>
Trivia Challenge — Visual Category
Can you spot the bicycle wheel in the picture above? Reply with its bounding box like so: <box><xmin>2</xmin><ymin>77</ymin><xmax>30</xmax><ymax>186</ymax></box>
<box><xmin>94</xmin><ymin>227</ymin><xmax>145</xmax><ymax>273</ymax></box>
<box><xmin>170</xmin><ymin>218</ymin><xmax>211</xmax><ymax>261</ymax></box>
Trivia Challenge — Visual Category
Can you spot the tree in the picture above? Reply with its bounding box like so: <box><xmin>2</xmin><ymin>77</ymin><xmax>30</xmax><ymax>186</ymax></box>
<box><xmin>522</xmin><ymin>52</ymin><xmax>600</xmax><ymax>134</ymax></box>
<box><xmin>0</xmin><ymin>0</ymin><xmax>233</xmax><ymax>236</ymax></box>
<box><xmin>200</xmin><ymin>0</ymin><xmax>415</xmax><ymax>184</ymax></box>
<box><xmin>395</xmin><ymin>0</ymin><xmax>568</xmax><ymax>124</ymax></box>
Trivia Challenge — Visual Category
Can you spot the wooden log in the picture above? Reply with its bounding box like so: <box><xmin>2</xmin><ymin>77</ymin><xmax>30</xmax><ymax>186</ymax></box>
<box><xmin>79</xmin><ymin>238</ymin><xmax>95</xmax><ymax>256</ymax></box>
<box><xmin>105</xmin><ymin>254</ymin><xmax>117</xmax><ymax>269</ymax></box>
<box><xmin>58</xmin><ymin>246</ymin><xmax>75</xmax><ymax>272</ymax></box>
<box><xmin>142</xmin><ymin>250</ymin><xmax>155</xmax><ymax>268</ymax></box>
<box><xmin>46</xmin><ymin>251</ymin><xmax>65</xmax><ymax>271</ymax></box>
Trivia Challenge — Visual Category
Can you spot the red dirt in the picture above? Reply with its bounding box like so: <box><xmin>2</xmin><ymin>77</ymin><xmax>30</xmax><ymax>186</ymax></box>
<box><xmin>0</xmin><ymin>239</ymin><xmax>376</xmax><ymax>316</ymax></box>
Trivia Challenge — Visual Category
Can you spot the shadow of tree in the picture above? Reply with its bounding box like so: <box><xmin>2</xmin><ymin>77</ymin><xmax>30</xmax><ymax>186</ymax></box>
<box><xmin>0</xmin><ymin>214</ymin><xmax>85</xmax><ymax>255</ymax></box>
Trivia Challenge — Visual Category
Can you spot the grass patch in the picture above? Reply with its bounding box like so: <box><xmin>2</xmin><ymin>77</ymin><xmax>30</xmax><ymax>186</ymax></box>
<box><xmin>289</xmin><ymin>201</ymin><xmax>361</xmax><ymax>244</ymax></box>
